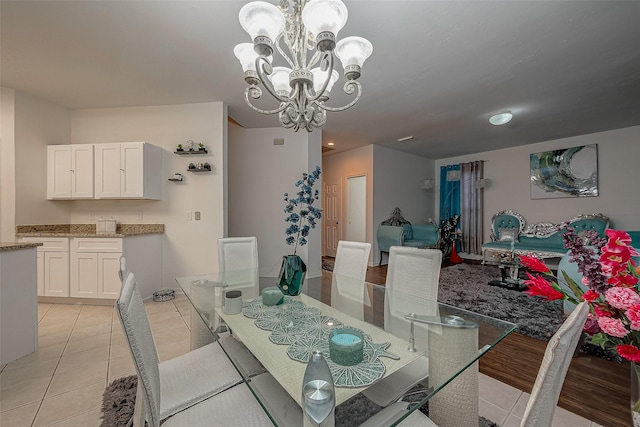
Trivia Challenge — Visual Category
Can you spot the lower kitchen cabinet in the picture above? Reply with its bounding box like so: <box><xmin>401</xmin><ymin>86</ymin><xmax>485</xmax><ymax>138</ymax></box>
<box><xmin>19</xmin><ymin>237</ymin><xmax>69</xmax><ymax>297</ymax></box>
<box><xmin>70</xmin><ymin>238</ymin><xmax>122</xmax><ymax>298</ymax></box>
<box><xmin>20</xmin><ymin>234</ymin><xmax>161</xmax><ymax>300</ymax></box>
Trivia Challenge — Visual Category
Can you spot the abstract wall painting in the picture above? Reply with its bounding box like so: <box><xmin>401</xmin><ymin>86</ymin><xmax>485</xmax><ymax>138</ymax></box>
<box><xmin>530</xmin><ymin>144</ymin><xmax>598</xmax><ymax>199</ymax></box>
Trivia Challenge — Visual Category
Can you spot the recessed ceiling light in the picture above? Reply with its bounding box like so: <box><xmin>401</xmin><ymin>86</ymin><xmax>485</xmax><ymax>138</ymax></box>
<box><xmin>397</xmin><ymin>135</ymin><xmax>414</xmax><ymax>142</ymax></box>
<box><xmin>489</xmin><ymin>112</ymin><xmax>513</xmax><ymax>126</ymax></box>
<box><xmin>327</xmin><ymin>142</ymin><xmax>335</xmax><ymax>146</ymax></box>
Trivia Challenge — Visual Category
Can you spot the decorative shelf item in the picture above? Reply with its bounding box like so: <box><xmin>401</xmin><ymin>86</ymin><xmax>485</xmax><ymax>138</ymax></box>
<box><xmin>168</xmin><ymin>173</ymin><xmax>183</xmax><ymax>182</ymax></box>
<box><xmin>187</xmin><ymin>162</ymin><xmax>211</xmax><ymax>172</ymax></box>
<box><xmin>174</xmin><ymin>149</ymin><xmax>207</xmax><ymax>155</ymax></box>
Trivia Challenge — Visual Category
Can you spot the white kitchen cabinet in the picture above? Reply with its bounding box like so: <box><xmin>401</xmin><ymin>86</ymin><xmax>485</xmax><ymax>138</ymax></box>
<box><xmin>47</xmin><ymin>144</ymin><xmax>94</xmax><ymax>199</ymax></box>
<box><xmin>44</xmin><ymin>251</ymin><xmax>70</xmax><ymax>297</ymax></box>
<box><xmin>94</xmin><ymin>142</ymin><xmax>162</xmax><ymax>200</ymax></box>
<box><xmin>35</xmin><ymin>251</ymin><xmax>44</xmax><ymax>296</ymax></box>
<box><xmin>70</xmin><ymin>238</ymin><xmax>123</xmax><ymax>298</ymax></box>
<box><xmin>18</xmin><ymin>237</ymin><xmax>70</xmax><ymax>297</ymax></box>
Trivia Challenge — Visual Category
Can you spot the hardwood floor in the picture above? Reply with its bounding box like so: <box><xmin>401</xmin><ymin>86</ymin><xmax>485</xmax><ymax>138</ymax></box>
<box><xmin>361</xmin><ymin>260</ymin><xmax>631</xmax><ymax>427</ymax></box>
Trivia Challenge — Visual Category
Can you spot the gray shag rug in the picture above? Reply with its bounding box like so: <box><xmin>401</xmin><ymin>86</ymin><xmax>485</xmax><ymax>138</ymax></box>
<box><xmin>437</xmin><ymin>263</ymin><xmax>564</xmax><ymax>341</ymax></box>
<box><xmin>102</xmin><ymin>376</ymin><xmax>497</xmax><ymax>426</ymax></box>
<box><xmin>101</xmin><ymin>375</ymin><xmax>138</xmax><ymax>427</ymax></box>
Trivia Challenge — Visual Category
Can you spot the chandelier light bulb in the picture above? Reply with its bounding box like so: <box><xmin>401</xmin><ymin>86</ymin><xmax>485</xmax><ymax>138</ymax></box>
<box><xmin>302</xmin><ymin>0</ymin><xmax>348</xmax><ymax>51</ymax></box>
<box><xmin>489</xmin><ymin>112</ymin><xmax>513</xmax><ymax>126</ymax></box>
<box><xmin>311</xmin><ymin>67</ymin><xmax>339</xmax><ymax>94</ymax></box>
<box><xmin>239</xmin><ymin>1</ymin><xmax>285</xmax><ymax>55</ymax></box>
<box><xmin>234</xmin><ymin>43</ymin><xmax>272</xmax><ymax>72</ymax></box>
<box><xmin>268</xmin><ymin>67</ymin><xmax>293</xmax><ymax>94</ymax></box>
<box><xmin>335</xmin><ymin>36</ymin><xmax>373</xmax><ymax>80</ymax></box>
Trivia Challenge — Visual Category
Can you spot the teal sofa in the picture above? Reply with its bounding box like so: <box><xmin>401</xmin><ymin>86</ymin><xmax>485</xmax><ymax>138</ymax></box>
<box><xmin>377</xmin><ymin>223</ymin><xmax>440</xmax><ymax>264</ymax></box>
<box><xmin>482</xmin><ymin>211</ymin><xmax>610</xmax><ymax>262</ymax></box>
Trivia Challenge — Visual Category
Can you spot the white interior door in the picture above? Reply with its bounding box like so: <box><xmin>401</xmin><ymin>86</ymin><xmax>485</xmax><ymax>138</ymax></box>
<box><xmin>323</xmin><ymin>180</ymin><xmax>341</xmax><ymax>257</ymax></box>
<box><xmin>346</xmin><ymin>175</ymin><xmax>367</xmax><ymax>242</ymax></box>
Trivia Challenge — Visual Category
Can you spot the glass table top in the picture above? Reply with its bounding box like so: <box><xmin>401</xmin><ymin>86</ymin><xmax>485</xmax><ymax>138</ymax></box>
<box><xmin>175</xmin><ymin>269</ymin><xmax>516</xmax><ymax>426</ymax></box>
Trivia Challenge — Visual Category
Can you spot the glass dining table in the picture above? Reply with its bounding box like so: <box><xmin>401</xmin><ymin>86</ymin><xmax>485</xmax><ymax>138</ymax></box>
<box><xmin>175</xmin><ymin>269</ymin><xmax>516</xmax><ymax>426</ymax></box>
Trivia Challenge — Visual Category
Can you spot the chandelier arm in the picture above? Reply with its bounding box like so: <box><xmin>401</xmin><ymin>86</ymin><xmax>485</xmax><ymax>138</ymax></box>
<box><xmin>304</xmin><ymin>53</ymin><xmax>333</xmax><ymax>103</ymax></box>
<box><xmin>244</xmin><ymin>87</ymin><xmax>291</xmax><ymax>115</ymax></box>
<box><xmin>275</xmin><ymin>33</ymin><xmax>296</xmax><ymax>69</ymax></box>
<box><xmin>319</xmin><ymin>81</ymin><xmax>363</xmax><ymax>112</ymax></box>
<box><xmin>306</xmin><ymin>50</ymin><xmax>322</xmax><ymax>70</ymax></box>
<box><xmin>254</xmin><ymin>57</ymin><xmax>291</xmax><ymax>103</ymax></box>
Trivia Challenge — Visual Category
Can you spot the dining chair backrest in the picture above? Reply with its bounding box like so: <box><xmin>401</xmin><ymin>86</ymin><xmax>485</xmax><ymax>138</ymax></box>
<box><xmin>217</xmin><ymin>237</ymin><xmax>258</xmax><ymax>272</ymax></box>
<box><xmin>333</xmin><ymin>241</ymin><xmax>372</xmax><ymax>281</ymax></box>
<box><xmin>115</xmin><ymin>271</ymin><xmax>162</xmax><ymax>427</ymax></box>
<box><xmin>384</xmin><ymin>246</ymin><xmax>442</xmax><ymax>341</ymax></box>
<box><xmin>118</xmin><ymin>256</ymin><xmax>128</xmax><ymax>283</ymax></box>
<box><xmin>520</xmin><ymin>301</ymin><xmax>589</xmax><ymax>427</ymax></box>
<box><xmin>331</xmin><ymin>241</ymin><xmax>372</xmax><ymax>320</ymax></box>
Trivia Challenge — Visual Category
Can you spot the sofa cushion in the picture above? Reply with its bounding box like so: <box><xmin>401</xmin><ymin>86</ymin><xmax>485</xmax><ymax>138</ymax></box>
<box><xmin>402</xmin><ymin>224</ymin><xmax>413</xmax><ymax>240</ymax></box>
<box><xmin>498</xmin><ymin>228</ymin><xmax>519</xmax><ymax>242</ymax></box>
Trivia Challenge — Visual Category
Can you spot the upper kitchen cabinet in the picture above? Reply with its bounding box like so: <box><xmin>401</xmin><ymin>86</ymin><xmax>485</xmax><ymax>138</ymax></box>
<box><xmin>47</xmin><ymin>144</ymin><xmax>94</xmax><ymax>199</ymax></box>
<box><xmin>94</xmin><ymin>142</ymin><xmax>162</xmax><ymax>200</ymax></box>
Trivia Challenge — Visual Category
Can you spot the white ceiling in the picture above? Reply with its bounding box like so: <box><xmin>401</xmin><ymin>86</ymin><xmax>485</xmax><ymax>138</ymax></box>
<box><xmin>2</xmin><ymin>1</ymin><xmax>640</xmax><ymax>159</ymax></box>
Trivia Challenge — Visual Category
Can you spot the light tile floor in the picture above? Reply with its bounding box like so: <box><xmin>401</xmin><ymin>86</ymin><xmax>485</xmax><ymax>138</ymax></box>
<box><xmin>1</xmin><ymin>297</ymin><xmax>602</xmax><ymax>426</ymax></box>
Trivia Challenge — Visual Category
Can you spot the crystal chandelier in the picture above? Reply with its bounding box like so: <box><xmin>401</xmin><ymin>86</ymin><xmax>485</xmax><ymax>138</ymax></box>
<box><xmin>234</xmin><ymin>0</ymin><xmax>373</xmax><ymax>132</ymax></box>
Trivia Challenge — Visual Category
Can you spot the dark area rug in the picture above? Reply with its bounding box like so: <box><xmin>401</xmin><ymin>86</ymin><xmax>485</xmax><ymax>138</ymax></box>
<box><xmin>103</xmin><ymin>375</ymin><xmax>497</xmax><ymax>426</ymax></box>
<box><xmin>336</xmin><ymin>392</ymin><xmax>498</xmax><ymax>427</ymax></box>
<box><xmin>438</xmin><ymin>263</ymin><xmax>564</xmax><ymax>340</ymax></box>
<box><xmin>101</xmin><ymin>375</ymin><xmax>138</xmax><ymax>427</ymax></box>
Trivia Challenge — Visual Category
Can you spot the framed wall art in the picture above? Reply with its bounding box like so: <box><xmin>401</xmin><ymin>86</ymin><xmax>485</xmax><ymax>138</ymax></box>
<box><xmin>530</xmin><ymin>144</ymin><xmax>598</xmax><ymax>199</ymax></box>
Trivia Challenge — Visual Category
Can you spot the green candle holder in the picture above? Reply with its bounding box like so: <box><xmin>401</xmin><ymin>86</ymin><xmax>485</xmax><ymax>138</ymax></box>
<box><xmin>262</xmin><ymin>287</ymin><xmax>284</xmax><ymax>306</ymax></box>
<box><xmin>329</xmin><ymin>327</ymin><xmax>364</xmax><ymax>366</ymax></box>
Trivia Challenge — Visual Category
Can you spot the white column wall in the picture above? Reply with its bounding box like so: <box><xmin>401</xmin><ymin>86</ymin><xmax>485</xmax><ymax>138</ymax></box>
<box><xmin>228</xmin><ymin>123</ymin><xmax>322</xmax><ymax>278</ymax></box>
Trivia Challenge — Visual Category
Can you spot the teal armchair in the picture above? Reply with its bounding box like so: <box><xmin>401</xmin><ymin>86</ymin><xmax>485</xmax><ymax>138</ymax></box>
<box><xmin>377</xmin><ymin>223</ymin><xmax>439</xmax><ymax>265</ymax></box>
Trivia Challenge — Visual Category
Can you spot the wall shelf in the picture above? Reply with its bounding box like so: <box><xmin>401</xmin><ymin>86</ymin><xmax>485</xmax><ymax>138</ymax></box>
<box><xmin>168</xmin><ymin>178</ymin><xmax>183</xmax><ymax>182</ymax></box>
<box><xmin>174</xmin><ymin>149</ymin><xmax>207</xmax><ymax>155</ymax></box>
<box><xmin>188</xmin><ymin>164</ymin><xmax>211</xmax><ymax>172</ymax></box>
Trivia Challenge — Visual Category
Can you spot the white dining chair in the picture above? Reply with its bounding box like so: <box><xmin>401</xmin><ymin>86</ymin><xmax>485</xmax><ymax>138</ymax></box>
<box><xmin>218</xmin><ymin>236</ymin><xmax>259</xmax><ymax>272</ymax></box>
<box><xmin>333</xmin><ymin>240</ymin><xmax>371</xmax><ymax>281</ymax></box>
<box><xmin>215</xmin><ymin>237</ymin><xmax>266</xmax><ymax>379</ymax></box>
<box><xmin>520</xmin><ymin>301</ymin><xmax>589</xmax><ymax>427</ymax></box>
<box><xmin>115</xmin><ymin>270</ymin><xmax>246</xmax><ymax>427</ymax></box>
<box><xmin>331</xmin><ymin>241</ymin><xmax>372</xmax><ymax>320</ymax></box>
<box><xmin>363</xmin><ymin>246</ymin><xmax>442</xmax><ymax>408</ymax></box>
<box><xmin>217</xmin><ymin>236</ymin><xmax>260</xmax><ymax>305</ymax></box>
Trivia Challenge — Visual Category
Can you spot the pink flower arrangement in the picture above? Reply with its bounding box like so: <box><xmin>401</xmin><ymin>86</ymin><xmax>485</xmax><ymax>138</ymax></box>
<box><xmin>519</xmin><ymin>228</ymin><xmax>640</xmax><ymax>363</ymax></box>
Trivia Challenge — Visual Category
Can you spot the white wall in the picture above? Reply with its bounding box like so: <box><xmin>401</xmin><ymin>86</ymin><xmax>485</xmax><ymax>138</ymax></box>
<box><xmin>0</xmin><ymin>88</ymin><xmax>17</xmax><ymax>241</ymax></box>
<box><xmin>227</xmin><ymin>123</ymin><xmax>322</xmax><ymax>278</ymax></box>
<box><xmin>69</xmin><ymin>102</ymin><xmax>227</xmax><ymax>290</ymax></box>
<box><xmin>15</xmin><ymin>91</ymin><xmax>72</xmax><ymax>227</ymax></box>
<box><xmin>373</xmin><ymin>145</ymin><xmax>436</xmax><ymax>226</ymax></box>
<box><xmin>323</xmin><ymin>144</ymin><xmax>436</xmax><ymax>265</ymax></box>
<box><xmin>1</xmin><ymin>88</ymin><xmax>72</xmax><ymax>241</ymax></box>
<box><xmin>436</xmin><ymin>125</ymin><xmax>640</xmax><ymax>245</ymax></box>
<box><xmin>322</xmin><ymin>145</ymin><xmax>374</xmax><ymax>262</ymax></box>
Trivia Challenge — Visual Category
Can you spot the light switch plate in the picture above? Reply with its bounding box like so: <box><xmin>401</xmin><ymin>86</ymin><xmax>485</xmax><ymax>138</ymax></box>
<box><xmin>195</xmin><ymin>211</ymin><xmax>201</xmax><ymax>221</ymax></box>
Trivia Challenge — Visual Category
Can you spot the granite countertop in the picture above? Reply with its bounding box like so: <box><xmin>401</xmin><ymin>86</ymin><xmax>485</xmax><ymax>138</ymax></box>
<box><xmin>0</xmin><ymin>242</ymin><xmax>43</xmax><ymax>252</ymax></box>
<box><xmin>16</xmin><ymin>224</ymin><xmax>164</xmax><ymax>238</ymax></box>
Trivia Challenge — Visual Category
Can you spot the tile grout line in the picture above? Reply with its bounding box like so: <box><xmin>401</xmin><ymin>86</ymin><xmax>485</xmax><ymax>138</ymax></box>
<box><xmin>30</xmin><ymin>305</ymin><xmax>82</xmax><ymax>427</ymax></box>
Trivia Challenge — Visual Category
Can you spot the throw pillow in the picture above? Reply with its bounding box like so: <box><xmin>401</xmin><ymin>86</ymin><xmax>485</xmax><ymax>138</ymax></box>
<box><xmin>499</xmin><ymin>228</ymin><xmax>519</xmax><ymax>242</ymax></box>
<box><xmin>403</xmin><ymin>223</ymin><xmax>413</xmax><ymax>240</ymax></box>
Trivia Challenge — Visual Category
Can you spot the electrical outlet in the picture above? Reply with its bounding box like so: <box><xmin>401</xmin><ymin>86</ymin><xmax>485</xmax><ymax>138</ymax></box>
<box><xmin>195</xmin><ymin>211</ymin><xmax>201</xmax><ymax>221</ymax></box>
<box><xmin>138</xmin><ymin>211</ymin><xmax>143</xmax><ymax>220</ymax></box>
<box><xmin>186</xmin><ymin>211</ymin><xmax>192</xmax><ymax>221</ymax></box>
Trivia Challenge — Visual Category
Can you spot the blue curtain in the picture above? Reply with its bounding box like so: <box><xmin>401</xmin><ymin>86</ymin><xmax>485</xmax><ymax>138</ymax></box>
<box><xmin>439</xmin><ymin>164</ymin><xmax>461</xmax><ymax>225</ymax></box>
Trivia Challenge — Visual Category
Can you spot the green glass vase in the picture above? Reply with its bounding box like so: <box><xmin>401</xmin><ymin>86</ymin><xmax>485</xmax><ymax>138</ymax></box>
<box><xmin>277</xmin><ymin>255</ymin><xmax>306</xmax><ymax>296</ymax></box>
